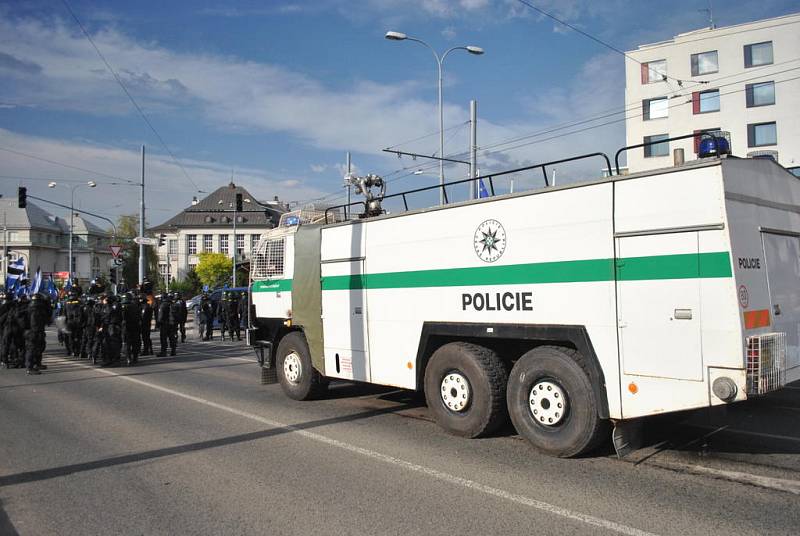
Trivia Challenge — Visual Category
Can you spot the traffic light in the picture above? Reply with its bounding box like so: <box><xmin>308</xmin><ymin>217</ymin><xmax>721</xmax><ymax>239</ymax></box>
<box><xmin>17</xmin><ymin>187</ymin><xmax>26</xmax><ymax>208</ymax></box>
<box><xmin>109</xmin><ymin>268</ymin><xmax>117</xmax><ymax>285</ymax></box>
<box><xmin>158</xmin><ymin>233</ymin><xmax>166</xmax><ymax>247</ymax></box>
<box><xmin>235</xmin><ymin>193</ymin><xmax>243</xmax><ymax>212</ymax></box>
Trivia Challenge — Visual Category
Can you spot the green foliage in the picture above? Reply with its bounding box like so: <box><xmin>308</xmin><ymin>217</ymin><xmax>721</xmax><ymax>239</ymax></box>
<box><xmin>196</xmin><ymin>252</ymin><xmax>233</xmax><ymax>287</ymax></box>
<box><xmin>114</xmin><ymin>213</ymin><xmax>159</xmax><ymax>287</ymax></box>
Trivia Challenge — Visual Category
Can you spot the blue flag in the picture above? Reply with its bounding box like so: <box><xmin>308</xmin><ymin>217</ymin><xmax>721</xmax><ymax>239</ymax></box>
<box><xmin>478</xmin><ymin>178</ymin><xmax>490</xmax><ymax>199</ymax></box>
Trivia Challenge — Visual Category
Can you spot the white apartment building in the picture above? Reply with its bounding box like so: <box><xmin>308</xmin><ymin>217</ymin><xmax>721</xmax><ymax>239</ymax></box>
<box><xmin>625</xmin><ymin>12</ymin><xmax>800</xmax><ymax>174</ymax></box>
<box><xmin>149</xmin><ymin>182</ymin><xmax>286</xmax><ymax>285</ymax></box>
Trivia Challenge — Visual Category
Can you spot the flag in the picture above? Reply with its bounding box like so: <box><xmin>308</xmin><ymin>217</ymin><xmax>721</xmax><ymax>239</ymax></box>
<box><xmin>44</xmin><ymin>276</ymin><xmax>58</xmax><ymax>302</ymax></box>
<box><xmin>478</xmin><ymin>178</ymin><xmax>490</xmax><ymax>199</ymax></box>
<box><xmin>5</xmin><ymin>257</ymin><xmax>25</xmax><ymax>291</ymax></box>
<box><xmin>32</xmin><ymin>266</ymin><xmax>42</xmax><ymax>295</ymax></box>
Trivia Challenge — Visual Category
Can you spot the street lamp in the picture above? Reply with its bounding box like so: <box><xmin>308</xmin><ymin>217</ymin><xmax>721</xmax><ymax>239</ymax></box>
<box><xmin>385</xmin><ymin>31</ymin><xmax>484</xmax><ymax>205</ymax></box>
<box><xmin>49</xmin><ymin>180</ymin><xmax>97</xmax><ymax>282</ymax></box>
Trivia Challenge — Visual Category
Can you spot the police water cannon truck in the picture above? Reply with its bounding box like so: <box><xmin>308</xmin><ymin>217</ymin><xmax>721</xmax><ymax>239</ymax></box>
<box><xmin>247</xmin><ymin>142</ymin><xmax>799</xmax><ymax>457</ymax></box>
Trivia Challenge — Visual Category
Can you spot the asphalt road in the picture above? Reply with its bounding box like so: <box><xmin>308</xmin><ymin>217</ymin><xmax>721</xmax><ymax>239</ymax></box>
<box><xmin>1</xmin><ymin>328</ymin><xmax>799</xmax><ymax>536</ymax></box>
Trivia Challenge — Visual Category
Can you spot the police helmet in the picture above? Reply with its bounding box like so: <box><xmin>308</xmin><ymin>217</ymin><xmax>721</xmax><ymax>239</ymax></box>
<box><xmin>120</xmin><ymin>293</ymin><xmax>132</xmax><ymax>305</ymax></box>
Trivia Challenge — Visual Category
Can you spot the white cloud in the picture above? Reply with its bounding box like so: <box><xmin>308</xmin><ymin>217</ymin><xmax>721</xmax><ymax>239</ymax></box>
<box><xmin>0</xmin><ymin>128</ymin><xmax>328</xmax><ymax>225</ymax></box>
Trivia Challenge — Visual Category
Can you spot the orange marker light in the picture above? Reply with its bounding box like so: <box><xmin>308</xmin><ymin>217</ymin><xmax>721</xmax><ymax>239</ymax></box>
<box><xmin>628</xmin><ymin>382</ymin><xmax>638</xmax><ymax>394</ymax></box>
<box><xmin>406</xmin><ymin>361</ymin><xmax>413</xmax><ymax>370</ymax></box>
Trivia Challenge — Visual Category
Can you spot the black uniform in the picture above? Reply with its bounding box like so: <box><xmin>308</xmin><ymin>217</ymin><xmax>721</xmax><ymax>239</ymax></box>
<box><xmin>25</xmin><ymin>295</ymin><xmax>49</xmax><ymax>374</ymax></box>
<box><xmin>225</xmin><ymin>295</ymin><xmax>241</xmax><ymax>341</ymax></box>
<box><xmin>175</xmin><ymin>298</ymin><xmax>188</xmax><ymax>343</ymax></box>
<box><xmin>101</xmin><ymin>298</ymin><xmax>123</xmax><ymax>366</ymax></box>
<box><xmin>121</xmin><ymin>299</ymin><xmax>142</xmax><ymax>365</ymax></box>
<box><xmin>141</xmin><ymin>298</ymin><xmax>154</xmax><ymax>356</ymax></box>
<box><xmin>157</xmin><ymin>297</ymin><xmax>177</xmax><ymax>356</ymax></box>
<box><xmin>82</xmin><ymin>299</ymin><xmax>97</xmax><ymax>362</ymax></box>
<box><xmin>11</xmin><ymin>298</ymin><xmax>29</xmax><ymax>368</ymax></box>
<box><xmin>0</xmin><ymin>296</ymin><xmax>16</xmax><ymax>368</ymax></box>
<box><xmin>199</xmin><ymin>296</ymin><xmax>214</xmax><ymax>341</ymax></box>
<box><xmin>64</xmin><ymin>297</ymin><xmax>84</xmax><ymax>357</ymax></box>
<box><xmin>91</xmin><ymin>300</ymin><xmax>105</xmax><ymax>364</ymax></box>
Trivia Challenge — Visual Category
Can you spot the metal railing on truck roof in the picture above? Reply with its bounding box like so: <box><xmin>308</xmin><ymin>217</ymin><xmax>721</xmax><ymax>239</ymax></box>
<box><xmin>324</xmin><ymin>151</ymin><xmax>612</xmax><ymax>224</ymax></box>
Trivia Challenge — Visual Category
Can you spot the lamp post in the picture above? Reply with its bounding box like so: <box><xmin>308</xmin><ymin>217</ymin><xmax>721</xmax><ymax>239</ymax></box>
<box><xmin>219</xmin><ymin>196</ymin><xmax>251</xmax><ymax>287</ymax></box>
<box><xmin>385</xmin><ymin>31</ymin><xmax>483</xmax><ymax>205</ymax></box>
<box><xmin>48</xmin><ymin>180</ymin><xmax>97</xmax><ymax>282</ymax></box>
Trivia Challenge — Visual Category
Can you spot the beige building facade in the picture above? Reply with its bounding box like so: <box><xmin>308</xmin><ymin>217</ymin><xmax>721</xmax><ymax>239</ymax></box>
<box><xmin>625</xmin><ymin>13</ymin><xmax>800</xmax><ymax>174</ymax></box>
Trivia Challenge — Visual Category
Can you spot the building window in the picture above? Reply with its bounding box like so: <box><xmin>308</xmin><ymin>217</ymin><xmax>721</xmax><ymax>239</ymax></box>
<box><xmin>643</xmin><ymin>97</ymin><xmax>668</xmax><ymax>120</ymax></box>
<box><xmin>693</xmin><ymin>89</ymin><xmax>720</xmax><ymax>114</ymax></box>
<box><xmin>187</xmin><ymin>234</ymin><xmax>197</xmax><ymax>255</ymax></box>
<box><xmin>159</xmin><ymin>263</ymin><xmax>171</xmax><ymax>285</ymax></box>
<box><xmin>201</xmin><ymin>234</ymin><xmax>212</xmax><ymax>252</ymax></box>
<box><xmin>691</xmin><ymin>50</ymin><xmax>718</xmax><ymax>76</ymax></box>
<box><xmin>250</xmin><ymin>234</ymin><xmax>261</xmax><ymax>252</ymax></box>
<box><xmin>744</xmin><ymin>42</ymin><xmax>773</xmax><ymax>68</ymax></box>
<box><xmin>746</xmin><ymin>81</ymin><xmax>775</xmax><ymax>107</ymax></box>
<box><xmin>640</xmin><ymin>60</ymin><xmax>667</xmax><ymax>84</ymax></box>
<box><xmin>236</xmin><ymin>234</ymin><xmax>245</xmax><ymax>256</ymax></box>
<box><xmin>748</xmin><ymin>122</ymin><xmax>777</xmax><ymax>147</ymax></box>
<box><xmin>7</xmin><ymin>231</ymin><xmax>19</xmax><ymax>242</ymax></box>
<box><xmin>693</xmin><ymin>128</ymin><xmax>721</xmax><ymax>154</ymax></box>
<box><xmin>168</xmin><ymin>239</ymin><xmax>177</xmax><ymax>255</ymax></box>
<box><xmin>219</xmin><ymin>234</ymin><xmax>229</xmax><ymax>254</ymax></box>
<box><xmin>643</xmin><ymin>134</ymin><xmax>670</xmax><ymax>158</ymax></box>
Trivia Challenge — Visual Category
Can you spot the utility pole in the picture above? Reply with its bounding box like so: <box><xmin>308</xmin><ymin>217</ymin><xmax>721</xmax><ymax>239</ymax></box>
<box><xmin>2</xmin><ymin>212</ymin><xmax>7</xmax><ymax>286</ymax></box>
<box><xmin>469</xmin><ymin>100</ymin><xmax>478</xmax><ymax>199</ymax></box>
<box><xmin>139</xmin><ymin>145</ymin><xmax>146</xmax><ymax>285</ymax></box>
<box><xmin>232</xmin><ymin>200</ymin><xmax>237</xmax><ymax>288</ymax></box>
<box><xmin>345</xmin><ymin>151</ymin><xmax>352</xmax><ymax>219</ymax></box>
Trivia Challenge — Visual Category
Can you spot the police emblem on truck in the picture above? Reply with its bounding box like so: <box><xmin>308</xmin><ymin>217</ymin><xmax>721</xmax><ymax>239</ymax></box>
<box><xmin>474</xmin><ymin>219</ymin><xmax>506</xmax><ymax>263</ymax></box>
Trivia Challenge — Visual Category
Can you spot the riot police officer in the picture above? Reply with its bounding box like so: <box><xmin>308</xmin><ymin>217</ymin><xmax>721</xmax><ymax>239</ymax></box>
<box><xmin>140</xmin><ymin>293</ymin><xmax>154</xmax><ymax>356</ymax></box>
<box><xmin>199</xmin><ymin>293</ymin><xmax>214</xmax><ymax>341</ymax></box>
<box><xmin>157</xmin><ymin>293</ymin><xmax>177</xmax><ymax>357</ymax></box>
<box><xmin>121</xmin><ymin>293</ymin><xmax>142</xmax><ymax>366</ymax></box>
<box><xmin>64</xmin><ymin>286</ymin><xmax>84</xmax><ymax>358</ymax></box>
<box><xmin>226</xmin><ymin>291</ymin><xmax>241</xmax><ymax>341</ymax></box>
<box><xmin>12</xmin><ymin>294</ymin><xmax>30</xmax><ymax>368</ymax></box>
<box><xmin>91</xmin><ymin>294</ymin><xmax>106</xmax><ymax>365</ymax></box>
<box><xmin>219</xmin><ymin>292</ymin><xmax>230</xmax><ymax>341</ymax></box>
<box><xmin>25</xmin><ymin>293</ymin><xmax>50</xmax><ymax>374</ymax></box>
<box><xmin>0</xmin><ymin>292</ymin><xmax>15</xmax><ymax>369</ymax></box>
<box><xmin>173</xmin><ymin>293</ymin><xmax>188</xmax><ymax>343</ymax></box>
<box><xmin>82</xmin><ymin>296</ymin><xmax>97</xmax><ymax>362</ymax></box>
<box><xmin>100</xmin><ymin>294</ymin><xmax>123</xmax><ymax>366</ymax></box>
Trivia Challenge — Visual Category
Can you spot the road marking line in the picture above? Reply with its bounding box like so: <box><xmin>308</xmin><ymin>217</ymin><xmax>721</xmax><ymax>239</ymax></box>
<box><xmin>50</xmin><ymin>357</ymin><xmax>656</xmax><ymax>536</ymax></box>
<box><xmin>646</xmin><ymin>459</ymin><xmax>800</xmax><ymax>496</ymax></box>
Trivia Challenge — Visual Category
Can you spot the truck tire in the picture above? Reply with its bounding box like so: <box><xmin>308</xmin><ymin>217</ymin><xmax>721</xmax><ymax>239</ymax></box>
<box><xmin>423</xmin><ymin>342</ymin><xmax>508</xmax><ymax>438</ymax></box>
<box><xmin>276</xmin><ymin>331</ymin><xmax>327</xmax><ymax>401</ymax></box>
<box><xmin>507</xmin><ymin>345</ymin><xmax>607</xmax><ymax>457</ymax></box>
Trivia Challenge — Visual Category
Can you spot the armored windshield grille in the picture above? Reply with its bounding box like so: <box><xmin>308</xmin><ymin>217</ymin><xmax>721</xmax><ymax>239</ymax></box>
<box><xmin>746</xmin><ymin>332</ymin><xmax>787</xmax><ymax>395</ymax></box>
<box><xmin>278</xmin><ymin>208</ymin><xmax>330</xmax><ymax>227</ymax></box>
<box><xmin>251</xmin><ymin>237</ymin><xmax>285</xmax><ymax>280</ymax></box>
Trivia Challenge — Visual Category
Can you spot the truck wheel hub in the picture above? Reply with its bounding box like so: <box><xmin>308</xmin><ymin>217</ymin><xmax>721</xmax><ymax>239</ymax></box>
<box><xmin>283</xmin><ymin>352</ymin><xmax>302</xmax><ymax>384</ymax></box>
<box><xmin>440</xmin><ymin>371</ymin><xmax>470</xmax><ymax>412</ymax></box>
<box><xmin>529</xmin><ymin>380</ymin><xmax>567</xmax><ymax>426</ymax></box>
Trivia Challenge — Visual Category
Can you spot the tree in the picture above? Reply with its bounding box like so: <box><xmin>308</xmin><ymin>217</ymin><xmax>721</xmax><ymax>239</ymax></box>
<box><xmin>195</xmin><ymin>252</ymin><xmax>233</xmax><ymax>288</ymax></box>
<box><xmin>168</xmin><ymin>269</ymin><xmax>203</xmax><ymax>296</ymax></box>
<box><xmin>114</xmin><ymin>213</ymin><xmax>159</xmax><ymax>288</ymax></box>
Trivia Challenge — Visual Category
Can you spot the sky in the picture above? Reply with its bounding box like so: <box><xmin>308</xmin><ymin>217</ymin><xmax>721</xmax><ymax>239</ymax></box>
<box><xmin>1</xmin><ymin>0</ymin><xmax>798</xmax><ymax>226</ymax></box>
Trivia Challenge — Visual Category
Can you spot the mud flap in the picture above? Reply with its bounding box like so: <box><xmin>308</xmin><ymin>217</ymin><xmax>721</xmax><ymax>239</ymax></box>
<box><xmin>252</xmin><ymin>339</ymin><xmax>277</xmax><ymax>385</ymax></box>
<box><xmin>612</xmin><ymin>419</ymin><xmax>643</xmax><ymax>458</ymax></box>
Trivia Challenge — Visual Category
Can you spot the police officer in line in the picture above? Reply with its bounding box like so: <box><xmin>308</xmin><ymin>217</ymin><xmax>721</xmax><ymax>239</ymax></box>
<box><xmin>82</xmin><ymin>295</ymin><xmax>97</xmax><ymax>363</ymax></box>
<box><xmin>120</xmin><ymin>292</ymin><xmax>142</xmax><ymax>366</ymax></box>
<box><xmin>100</xmin><ymin>294</ymin><xmax>123</xmax><ymax>367</ymax></box>
<box><xmin>12</xmin><ymin>295</ymin><xmax>30</xmax><ymax>369</ymax></box>
<box><xmin>140</xmin><ymin>292</ymin><xmax>154</xmax><ymax>356</ymax></box>
<box><xmin>91</xmin><ymin>293</ymin><xmax>106</xmax><ymax>365</ymax></box>
<box><xmin>157</xmin><ymin>293</ymin><xmax>177</xmax><ymax>357</ymax></box>
<box><xmin>25</xmin><ymin>293</ymin><xmax>50</xmax><ymax>375</ymax></box>
<box><xmin>0</xmin><ymin>292</ymin><xmax>17</xmax><ymax>369</ymax></box>
<box><xmin>219</xmin><ymin>292</ymin><xmax>230</xmax><ymax>341</ymax></box>
<box><xmin>64</xmin><ymin>286</ymin><xmax>85</xmax><ymax>358</ymax></box>
<box><xmin>174</xmin><ymin>293</ymin><xmax>188</xmax><ymax>343</ymax></box>
<box><xmin>199</xmin><ymin>293</ymin><xmax>214</xmax><ymax>341</ymax></box>
<box><xmin>226</xmin><ymin>291</ymin><xmax>242</xmax><ymax>341</ymax></box>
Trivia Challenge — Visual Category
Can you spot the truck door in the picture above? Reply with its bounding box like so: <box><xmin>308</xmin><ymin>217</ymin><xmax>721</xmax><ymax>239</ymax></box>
<box><xmin>761</xmin><ymin>232</ymin><xmax>800</xmax><ymax>371</ymax></box>
<box><xmin>617</xmin><ymin>232</ymin><xmax>703</xmax><ymax>380</ymax></box>
<box><xmin>321</xmin><ymin>259</ymin><xmax>371</xmax><ymax>382</ymax></box>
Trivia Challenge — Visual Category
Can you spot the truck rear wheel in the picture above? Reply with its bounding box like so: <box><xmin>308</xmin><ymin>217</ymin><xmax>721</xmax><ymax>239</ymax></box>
<box><xmin>507</xmin><ymin>345</ymin><xmax>606</xmax><ymax>457</ymax></box>
<box><xmin>276</xmin><ymin>332</ymin><xmax>327</xmax><ymax>401</ymax></box>
<box><xmin>423</xmin><ymin>342</ymin><xmax>508</xmax><ymax>438</ymax></box>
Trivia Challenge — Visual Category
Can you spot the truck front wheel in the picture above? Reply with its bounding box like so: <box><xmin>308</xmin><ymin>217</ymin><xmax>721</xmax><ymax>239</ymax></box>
<box><xmin>276</xmin><ymin>332</ymin><xmax>327</xmax><ymax>401</ymax></box>
<box><xmin>507</xmin><ymin>346</ymin><xmax>607</xmax><ymax>457</ymax></box>
<box><xmin>423</xmin><ymin>342</ymin><xmax>508</xmax><ymax>438</ymax></box>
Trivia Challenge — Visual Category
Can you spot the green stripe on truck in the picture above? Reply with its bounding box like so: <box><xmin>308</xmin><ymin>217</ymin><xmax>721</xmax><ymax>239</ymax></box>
<box><xmin>250</xmin><ymin>252</ymin><xmax>732</xmax><ymax>292</ymax></box>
